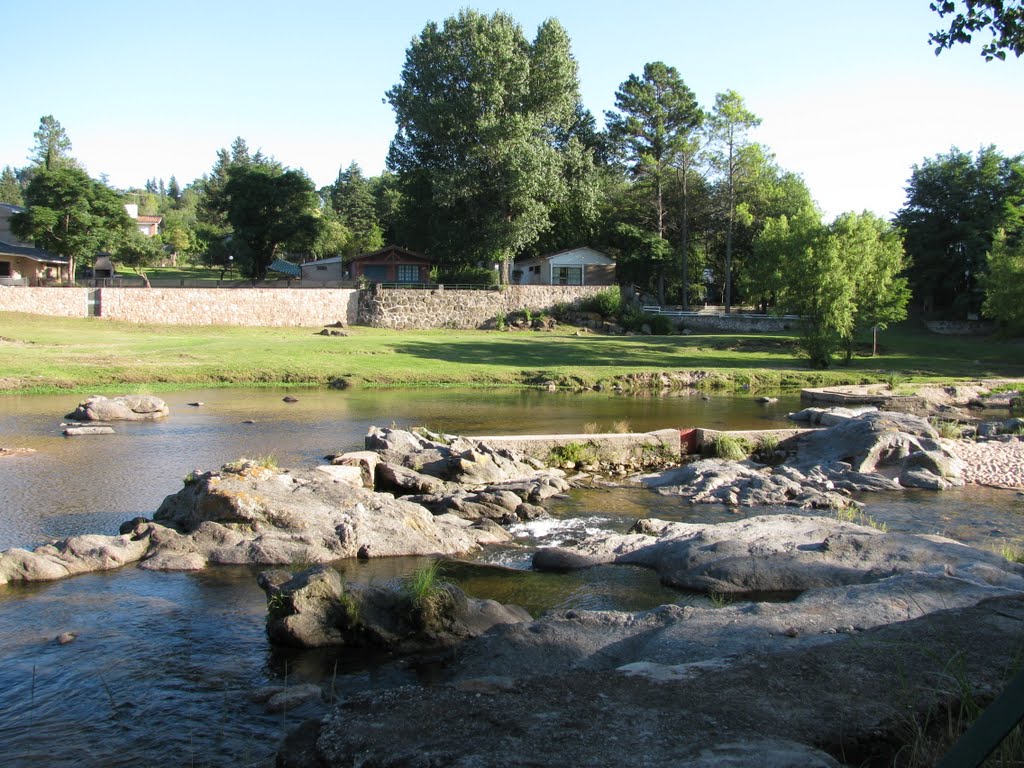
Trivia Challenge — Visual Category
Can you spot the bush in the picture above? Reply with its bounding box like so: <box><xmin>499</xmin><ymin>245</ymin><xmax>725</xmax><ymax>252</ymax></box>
<box><xmin>621</xmin><ymin>308</ymin><xmax>672</xmax><ymax>335</ymax></box>
<box><xmin>579</xmin><ymin>287</ymin><xmax>622</xmax><ymax>319</ymax></box>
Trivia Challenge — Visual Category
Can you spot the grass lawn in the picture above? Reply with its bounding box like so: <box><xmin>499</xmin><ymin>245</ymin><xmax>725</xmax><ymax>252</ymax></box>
<box><xmin>1</xmin><ymin>311</ymin><xmax>1021</xmax><ymax>394</ymax></box>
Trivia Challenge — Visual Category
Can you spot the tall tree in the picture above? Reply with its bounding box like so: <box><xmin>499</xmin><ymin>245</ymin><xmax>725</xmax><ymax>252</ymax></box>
<box><xmin>605</xmin><ymin>62</ymin><xmax>703</xmax><ymax>304</ymax></box>
<box><xmin>221</xmin><ymin>165</ymin><xmax>322</xmax><ymax>280</ymax></box>
<box><xmin>386</xmin><ymin>11</ymin><xmax>583</xmax><ymax>282</ymax></box>
<box><xmin>330</xmin><ymin>162</ymin><xmax>384</xmax><ymax>257</ymax></box>
<box><xmin>11</xmin><ymin>166</ymin><xmax>133</xmax><ymax>281</ymax></box>
<box><xmin>0</xmin><ymin>166</ymin><xmax>23</xmax><ymax>206</ymax></box>
<box><xmin>30</xmin><ymin>115</ymin><xmax>75</xmax><ymax>171</ymax></box>
<box><xmin>930</xmin><ymin>0</ymin><xmax>1024</xmax><ymax>59</ymax></box>
<box><xmin>707</xmin><ymin>90</ymin><xmax>761</xmax><ymax>313</ymax></box>
<box><xmin>896</xmin><ymin>145</ymin><xmax>1024</xmax><ymax>316</ymax></box>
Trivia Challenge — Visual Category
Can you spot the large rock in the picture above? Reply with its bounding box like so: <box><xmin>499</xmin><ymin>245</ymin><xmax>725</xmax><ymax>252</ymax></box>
<box><xmin>532</xmin><ymin>514</ymin><xmax>1024</xmax><ymax>595</ymax></box>
<box><xmin>641</xmin><ymin>459</ymin><xmax>855</xmax><ymax>509</ymax></box>
<box><xmin>65</xmin><ymin>394</ymin><xmax>169</xmax><ymax>421</ymax></box>
<box><xmin>365</xmin><ymin>426</ymin><xmax>564</xmax><ymax>490</ymax></box>
<box><xmin>0</xmin><ymin>459</ymin><xmax>513</xmax><ymax>585</ymax></box>
<box><xmin>795</xmin><ymin>410</ymin><xmax>941</xmax><ymax>472</ymax></box>
<box><xmin>258</xmin><ymin>564</ymin><xmax>531</xmax><ymax>650</ymax></box>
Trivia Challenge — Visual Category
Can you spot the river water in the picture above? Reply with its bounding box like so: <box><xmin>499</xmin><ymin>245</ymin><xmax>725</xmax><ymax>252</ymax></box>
<box><xmin>0</xmin><ymin>387</ymin><xmax>1021</xmax><ymax>767</ymax></box>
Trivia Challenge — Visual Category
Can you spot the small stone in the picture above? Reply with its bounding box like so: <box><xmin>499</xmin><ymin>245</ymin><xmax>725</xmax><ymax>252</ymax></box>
<box><xmin>283</xmin><ymin>396</ymin><xmax>299</xmax><ymax>403</ymax></box>
<box><xmin>242</xmin><ymin>419</ymin><xmax>256</xmax><ymax>424</ymax></box>
<box><xmin>187</xmin><ymin>402</ymin><xmax>204</xmax><ymax>407</ymax></box>
<box><xmin>56</xmin><ymin>632</ymin><xmax>79</xmax><ymax>645</ymax></box>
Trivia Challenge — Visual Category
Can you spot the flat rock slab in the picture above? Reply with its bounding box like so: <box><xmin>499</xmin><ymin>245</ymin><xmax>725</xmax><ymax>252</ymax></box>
<box><xmin>307</xmin><ymin>596</ymin><xmax>1024</xmax><ymax>767</ymax></box>
<box><xmin>63</xmin><ymin>426</ymin><xmax>115</xmax><ymax>436</ymax></box>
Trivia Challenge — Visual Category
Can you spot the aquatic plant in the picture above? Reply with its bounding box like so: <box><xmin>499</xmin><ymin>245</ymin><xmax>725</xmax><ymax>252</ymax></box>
<box><xmin>401</xmin><ymin>560</ymin><xmax>453</xmax><ymax>628</ymax></box>
<box><xmin>932</xmin><ymin>419</ymin><xmax>964</xmax><ymax>439</ymax></box>
<box><xmin>611</xmin><ymin>419</ymin><xmax>632</xmax><ymax>434</ymax></box>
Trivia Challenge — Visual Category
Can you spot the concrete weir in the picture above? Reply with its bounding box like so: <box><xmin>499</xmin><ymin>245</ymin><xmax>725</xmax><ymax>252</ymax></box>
<box><xmin>468</xmin><ymin>429</ymin><xmax>682</xmax><ymax>466</ymax></box>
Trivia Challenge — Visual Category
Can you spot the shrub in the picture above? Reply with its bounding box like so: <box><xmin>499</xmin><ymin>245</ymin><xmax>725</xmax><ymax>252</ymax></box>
<box><xmin>711</xmin><ymin>434</ymin><xmax>752</xmax><ymax>461</ymax></box>
<box><xmin>620</xmin><ymin>308</ymin><xmax>672</xmax><ymax>335</ymax></box>
<box><xmin>548</xmin><ymin>441</ymin><xmax>596</xmax><ymax>467</ymax></box>
<box><xmin>401</xmin><ymin>560</ymin><xmax>453</xmax><ymax>629</ymax></box>
<box><xmin>495</xmin><ymin>311</ymin><xmax>507</xmax><ymax>331</ymax></box>
<box><xmin>579</xmin><ymin>287</ymin><xmax>621</xmax><ymax>319</ymax></box>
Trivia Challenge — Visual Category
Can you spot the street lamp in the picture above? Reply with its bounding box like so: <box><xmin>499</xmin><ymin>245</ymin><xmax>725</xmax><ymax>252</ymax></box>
<box><xmin>228</xmin><ymin>254</ymin><xmax>234</xmax><ymax>280</ymax></box>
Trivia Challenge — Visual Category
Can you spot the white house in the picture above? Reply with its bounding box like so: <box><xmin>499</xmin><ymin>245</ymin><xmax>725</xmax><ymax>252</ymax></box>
<box><xmin>513</xmin><ymin>246</ymin><xmax>616</xmax><ymax>286</ymax></box>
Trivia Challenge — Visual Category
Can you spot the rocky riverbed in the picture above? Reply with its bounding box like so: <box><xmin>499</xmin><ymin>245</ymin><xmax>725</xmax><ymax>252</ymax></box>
<box><xmin>2</xmin><ymin>405</ymin><xmax>1023</xmax><ymax>766</ymax></box>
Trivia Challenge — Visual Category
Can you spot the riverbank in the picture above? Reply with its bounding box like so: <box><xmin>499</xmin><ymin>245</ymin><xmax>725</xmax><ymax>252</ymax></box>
<box><xmin>2</xmin><ymin>311</ymin><xmax>1023</xmax><ymax>394</ymax></box>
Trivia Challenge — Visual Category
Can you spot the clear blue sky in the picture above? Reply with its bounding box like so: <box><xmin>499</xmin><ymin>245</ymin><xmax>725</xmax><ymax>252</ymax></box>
<box><xmin>3</xmin><ymin>0</ymin><xmax>1021</xmax><ymax>220</ymax></box>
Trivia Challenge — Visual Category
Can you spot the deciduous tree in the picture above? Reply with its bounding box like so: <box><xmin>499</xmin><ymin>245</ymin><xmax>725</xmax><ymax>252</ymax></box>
<box><xmin>11</xmin><ymin>166</ymin><xmax>133</xmax><ymax>281</ymax></box>
<box><xmin>982</xmin><ymin>229</ymin><xmax>1024</xmax><ymax>333</ymax></box>
<box><xmin>386</xmin><ymin>10</ymin><xmax>585</xmax><ymax>282</ymax></box>
<box><xmin>896</xmin><ymin>145</ymin><xmax>1024</xmax><ymax>317</ymax></box>
<box><xmin>221</xmin><ymin>165</ymin><xmax>322</xmax><ymax>280</ymax></box>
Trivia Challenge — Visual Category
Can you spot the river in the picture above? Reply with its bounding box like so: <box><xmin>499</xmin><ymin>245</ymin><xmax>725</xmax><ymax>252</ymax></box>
<box><xmin>0</xmin><ymin>387</ymin><xmax>1021</xmax><ymax>767</ymax></box>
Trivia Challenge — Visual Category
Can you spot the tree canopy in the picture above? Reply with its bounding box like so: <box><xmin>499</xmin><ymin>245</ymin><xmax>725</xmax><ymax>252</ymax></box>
<box><xmin>386</xmin><ymin>10</ymin><xmax>591</xmax><ymax>282</ymax></box>
<box><xmin>895</xmin><ymin>145</ymin><xmax>1024</xmax><ymax>317</ymax></box>
<box><xmin>930</xmin><ymin>0</ymin><xmax>1024</xmax><ymax>59</ymax></box>
<box><xmin>11</xmin><ymin>165</ymin><xmax>133</xmax><ymax>279</ymax></box>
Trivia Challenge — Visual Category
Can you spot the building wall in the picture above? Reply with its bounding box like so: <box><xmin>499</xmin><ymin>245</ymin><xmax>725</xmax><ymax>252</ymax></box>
<box><xmin>0</xmin><ymin>286</ymin><xmax>88</xmax><ymax>316</ymax></box>
<box><xmin>301</xmin><ymin>262</ymin><xmax>345</xmax><ymax>283</ymax></box>
<box><xmin>97</xmin><ymin>288</ymin><xmax>359</xmax><ymax>326</ymax></box>
<box><xmin>358</xmin><ymin>284</ymin><xmax>608</xmax><ymax>329</ymax></box>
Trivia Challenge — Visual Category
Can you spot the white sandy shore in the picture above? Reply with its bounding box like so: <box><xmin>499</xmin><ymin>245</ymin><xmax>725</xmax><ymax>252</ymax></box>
<box><xmin>951</xmin><ymin>438</ymin><xmax>1024</xmax><ymax>489</ymax></box>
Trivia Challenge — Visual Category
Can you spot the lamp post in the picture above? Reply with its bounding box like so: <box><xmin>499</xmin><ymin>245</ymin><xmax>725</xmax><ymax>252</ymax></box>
<box><xmin>228</xmin><ymin>254</ymin><xmax>234</xmax><ymax>280</ymax></box>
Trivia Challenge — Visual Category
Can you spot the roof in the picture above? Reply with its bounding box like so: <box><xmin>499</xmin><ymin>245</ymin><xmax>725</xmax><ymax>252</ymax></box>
<box><xmin>515</xmin><ymin>246</ymin><xmax>614</xmax><ymax>265</ymax></box>
<box><xmin>349</xmin><ymin>245</ymin><xmax>430</xmax><ymax>263</ymax></box>
<box><xmin>0</xmin><ymin>240</ymin><xmax>68</xmax><ymax>264</ymax></box>
<box><xmin>0</xmin><ymin>202</ymin><xmax>25</xmax><ymax>214</ymax></box>
<box><xmin>136</xmin><ymin>215</ymin><xmax>163</xmax><ymax>224</ymax></box>
<box><xmin>269</xmin><ymin>258</ymin><xmax>302</xmax><ymax>277</ymax></box>
<box><xmin>301</xmin><ymin>255</ymin><xmax>344</xmax><ymax>267</ymax></box>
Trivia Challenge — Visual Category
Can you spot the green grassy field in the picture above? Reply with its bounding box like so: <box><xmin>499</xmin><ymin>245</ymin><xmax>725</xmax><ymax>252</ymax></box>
<box><xmin>1</xmin><ymin>311</ymin><xmax>1021</xmax><ymax>394</ymax></box>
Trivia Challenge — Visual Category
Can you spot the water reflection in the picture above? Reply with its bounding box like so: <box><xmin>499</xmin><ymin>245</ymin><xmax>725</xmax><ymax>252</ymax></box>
<box><xmin>0</xmin><ymin>386</ymin><xmax>800</xmax><ymax>550</ymax></box>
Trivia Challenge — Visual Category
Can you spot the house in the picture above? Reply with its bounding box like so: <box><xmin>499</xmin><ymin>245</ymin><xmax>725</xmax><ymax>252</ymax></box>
<box><xmin>300</xmin><ymin>255</ymin><xmax>344</xmax><ymax>283</ymax></box>
<box><xmin>125</xmin><ymin>204</ymin><xmax>162</xmax><ymax>237</ymax></box>
<box><xmin>347</xmin><ymin>246</ymin><xmax>431</xmax><ymax>284</ymax></box>
<box><xmin>0</xmin><ymin>203</ymin><xmax>71</xmax><ymax>285</ymax></box>
<box><xmin>513</xmin><ymin>246</ymin><xmax>616</xmax><ymax>286</ymax></box>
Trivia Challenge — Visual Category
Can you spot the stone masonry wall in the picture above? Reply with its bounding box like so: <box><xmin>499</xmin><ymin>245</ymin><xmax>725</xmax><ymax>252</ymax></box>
<box><xmin>673</xmin><ymin>313</ymin><xmax>798</xmax><ymax>333</ymax></box>
<box><xmin>98</xmin><ymin>288</ymin><xmax>358</xmax><ymax>327</ymax></box>
<box><xmin>0</xmin><ymin>286</ymin><xmax>89</xmax><ymax>317</ymax></box>
<box><xmin>358</xmin><ymin>285</ymin><xmax>609</xmax><ymax>329</ymax></box>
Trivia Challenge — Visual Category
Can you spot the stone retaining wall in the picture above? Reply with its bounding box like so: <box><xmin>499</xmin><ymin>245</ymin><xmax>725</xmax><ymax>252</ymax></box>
<box><xmin>924</xmin><ymin>320</ymin><xmax>995</xmax><ymax>336</ymax></box>
<box><xmin>470</xmin><ymin>429</ymin><xmax>682</xmax><ymax>466</ymax></box>
<box><xmin>673</xmin><ymin>314</ymin><xmax>798</xmax><ymax>333</ymax></box>
<box><xmin>0</xmin><ymin>286</ymin><xmax>88</xmax><ymax>317</ymax></box>
<box><xmin>358</xmin><ymin>285</ymin><xmax>609</xmax><ymax>329</ymax></box>
<box><xmin>97</xmin><ymin>288</ymin><xmax>358</xmax><ymax>327</ymax></box>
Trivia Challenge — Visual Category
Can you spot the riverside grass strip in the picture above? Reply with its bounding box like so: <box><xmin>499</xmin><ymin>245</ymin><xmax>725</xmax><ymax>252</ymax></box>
<box><xmin>1</xmin><ymin>311</ymin><xmax>1022</xmax><ymax>394</ymax></box>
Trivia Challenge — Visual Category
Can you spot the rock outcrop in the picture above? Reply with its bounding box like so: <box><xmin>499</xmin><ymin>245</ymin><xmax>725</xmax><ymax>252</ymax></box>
<box><xmin>0</xmin><ymin>459</ymin><xmax>512</xmax><ymax>585</ymax></box>
<box><xmin>532</xmin><ymin>514</ymin><xmax>1024</xmax><ymax>594</ymax></box>
<box><xmin>65</xmin><ymin>394</ymin><xmax>170</xmax><ymax>421</ymax></box>
<box><xmin>257</xmin><ymin>564</ymin><xmax>531</xmax><ymax>650</ymax></box>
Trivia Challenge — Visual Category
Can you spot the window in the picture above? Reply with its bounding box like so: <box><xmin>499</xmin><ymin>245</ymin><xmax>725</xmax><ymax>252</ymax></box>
<box><xmin>362</xmin><ymin>265</ymin><xmax>388</xmax><ymax>282</ymax></box>
<box><xmin>397</xmin><ymin>264</ymin><xmax>420</xmax><ymax>283</ymax></box>
<box><xmin>316</xmin><ymin>265</ymin><xmax>328</xmax><ymax>271</ymax></box>
<box><xmin>0</xmin><ymin>261</ymin><xmax>10</xmax><ymax>278</ymax></box>
<box><xmin>552</xmin><ymin>266</ymin><xmax>582</xmax><ymax>285</ymax></box>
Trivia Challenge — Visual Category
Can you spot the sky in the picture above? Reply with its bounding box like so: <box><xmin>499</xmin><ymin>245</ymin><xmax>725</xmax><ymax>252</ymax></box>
<box><xmin>3</xmin><ymin>0</ymin><xmax>1022</xmax><ymax>221</ymax></box>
